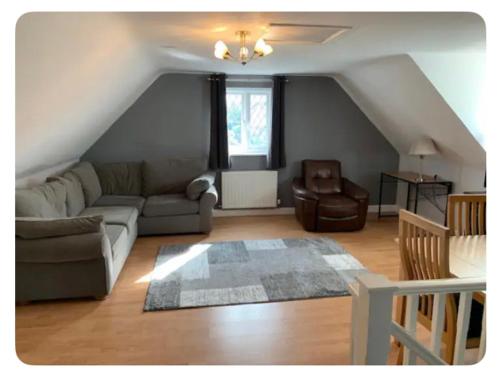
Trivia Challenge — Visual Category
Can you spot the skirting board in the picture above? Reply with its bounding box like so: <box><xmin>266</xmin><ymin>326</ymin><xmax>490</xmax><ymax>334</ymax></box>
<box><xmin>213</xmin><ymin>204</ymin><xmax>398</xmax><ymax>218</ymax></box>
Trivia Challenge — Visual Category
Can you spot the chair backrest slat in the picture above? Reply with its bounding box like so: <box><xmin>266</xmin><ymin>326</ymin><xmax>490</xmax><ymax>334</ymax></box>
<box><xmin>447</xmin><ymin>194</ymin><xmax>486</xmax><ymax>236</ymax></box>
<box><xmin>399</xmin><ymin>209</ymin><xmax>451</xmax><ymax>320</ymax></box>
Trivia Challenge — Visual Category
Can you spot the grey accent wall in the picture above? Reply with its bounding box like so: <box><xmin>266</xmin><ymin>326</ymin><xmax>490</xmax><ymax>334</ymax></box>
<box><xmin>83</xmin><ymin>73</ymin><xmax>399</xmax><ymax>206</ymax></box>
<box><xmin>83</xmin><ymin>73</ymin><xmax>210</xmax><ymax>162</ymax></box>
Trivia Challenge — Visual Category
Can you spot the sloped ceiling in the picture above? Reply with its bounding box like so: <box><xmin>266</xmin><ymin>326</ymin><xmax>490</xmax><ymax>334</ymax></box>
<box><xmin>15</xmin><ymin>12</ymin><xmax>486</xmax><ymax>179</ymax></box>
<box><xmin>334</xmin><ymin>54</ymin><xmax>485</xmax><ymax>166</ymax></box>
<box><xmin>15</xmin><ymin>13</ymin><xmax>158</xmax><ymax>177</ymax></box>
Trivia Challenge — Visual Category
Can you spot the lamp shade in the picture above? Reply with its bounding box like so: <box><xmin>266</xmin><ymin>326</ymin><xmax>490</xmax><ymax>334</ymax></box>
<box><xmin>409</xmin><ymin>137</ymin><xmax>438</xmax><ymax>156</ymax></box>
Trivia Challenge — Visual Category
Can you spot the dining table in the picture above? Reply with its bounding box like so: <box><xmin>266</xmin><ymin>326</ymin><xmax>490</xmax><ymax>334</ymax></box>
<box><xmin>449</xmin><ymin>234</ymin><xmax>486</xmax><ymax>303</ymax></box>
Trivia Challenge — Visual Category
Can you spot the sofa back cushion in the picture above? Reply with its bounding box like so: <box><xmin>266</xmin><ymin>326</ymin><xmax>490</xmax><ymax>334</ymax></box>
<box><xmin>142</xmin><ymin>158</ymin><xmax>207</xmax><ymax>196</ymax></box>
<box><xmin>47</xmin><ymin>173</ymin><xmax>86</xmax><ymax>216</ymax></box>
<box><xmin>69</xmin><ymin>162</ymin><xmax>102</xmax><ymax>206</ymax></box>
<box><xmin>93</xmin><ymin>162</ymin><xmax>142</xmax><ymax>196</ymax></box>
<box><xmin>16</xmin><ymin>181</ymin><xmax>67</xmax><ymax>218</ymax></box>
<box><xmin>303</xmin><ymin>160</ymin><xmax>342</xmax><ymax>195</ymax></box>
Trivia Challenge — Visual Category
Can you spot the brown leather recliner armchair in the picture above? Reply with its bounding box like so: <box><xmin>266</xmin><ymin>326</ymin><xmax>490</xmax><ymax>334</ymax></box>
<box><xmin>292</xmin><ymin>160</ymin><xmax>369</xmax><ymax>232</ymax></box>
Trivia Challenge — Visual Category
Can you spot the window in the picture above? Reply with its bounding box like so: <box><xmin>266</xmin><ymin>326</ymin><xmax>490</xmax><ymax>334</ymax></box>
<box><xmin>226</xmin><ymin>87</ymin><xmax>272</xmax><ymax>156</ymax></box>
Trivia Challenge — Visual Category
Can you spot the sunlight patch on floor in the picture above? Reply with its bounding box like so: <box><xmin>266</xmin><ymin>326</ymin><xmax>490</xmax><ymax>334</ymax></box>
<box><xmin>135</xmin><ymin>243</ymin><xmax>212</xmax><ymax>283</ymax></box>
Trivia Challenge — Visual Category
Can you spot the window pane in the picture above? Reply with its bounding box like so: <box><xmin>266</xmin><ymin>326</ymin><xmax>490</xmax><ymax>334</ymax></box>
<box><xmin>226</xmin><ymin>94</ymin><xmax>243</xmax><ymax>151</ymax></box>
<box><xmin>248</xmin><ymin>94</ymin><xmax>269</xmax><ymax>152</ymax></box>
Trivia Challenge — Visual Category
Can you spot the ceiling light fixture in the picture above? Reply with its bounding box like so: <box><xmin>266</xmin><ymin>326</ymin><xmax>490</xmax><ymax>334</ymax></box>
<box><xmin>214</xmin><ymin>31</ymin><xmax>273</xmax><ymax>65</ymax></box>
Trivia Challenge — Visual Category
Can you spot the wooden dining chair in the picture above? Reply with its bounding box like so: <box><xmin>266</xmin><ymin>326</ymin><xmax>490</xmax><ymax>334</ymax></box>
<box><xmin>397</xmin><ymin>209</ymin><xmax>458</xmax><ymax>364</ymax></box>
<box><xmin>447</xmin><ymin>194</ymin><xmax>486</xmax><ymax>236</ymax></box>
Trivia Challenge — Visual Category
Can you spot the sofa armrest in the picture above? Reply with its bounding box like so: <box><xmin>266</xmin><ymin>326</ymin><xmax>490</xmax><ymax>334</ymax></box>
<box><xmin>16</xmin><ymin>222</ymin><xmax>110</xmax><ymax>264</ymax></box>
<box><xmin>186</xmin><ymin>171</ymin><xmax>216</xmax><ymax>200</ymax></box>
<box><xmin>200</xmin><ymin>185</ymin><xmax>218</xmax><ymax>211</ymax></box>
<box><xmin>342</xmin><ymin>177</ymin><xmax>369</xmax><ymax>201</ymax></box>
<box><xmin>292</xmin><ymin>178</ymin><xmax>319</xmax><ymax>201</ymax></box>
<box><xmin>199</xmin><ymin>185</ymin><xmax>218</xmax><ymax>233</ymax></box>
<box><xmin>16</xmin><ymin>215</ymin><xmax>104</xmax><ymax>239</ymax></box>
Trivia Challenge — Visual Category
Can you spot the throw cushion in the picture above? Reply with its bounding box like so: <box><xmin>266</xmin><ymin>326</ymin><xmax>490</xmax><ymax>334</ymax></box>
<box><xmin>93</xmin><ymin>162</ymin><xmax>143</xmax><ymax>196</ymax></box>
<box><xmin>186</xmin><ymin>172</ymin><xmax>215</xmax><ymax>200</ymax></box>
<box><xmin>47</xmin><ymin>173</ymin><xmax>85</xmax><ymax>216</ymax></box>
<box><xmin>16</xmin><ymin>215</ymin><xmax>103</xmax><ymax>239</ymax></box>
<box><xmin>142</xmin><ymin>157</ymin><xmax>207</xmax><ymax>197</ymax></box>
<box><xmin>69</xmin><ymin>162</ymin><xmax>102</xmax><ymax>206</ymax></box>
<box><xmin>16</xmin><ymin>181</ymin><xmax>67</xmax><ymax>218</ymax></box>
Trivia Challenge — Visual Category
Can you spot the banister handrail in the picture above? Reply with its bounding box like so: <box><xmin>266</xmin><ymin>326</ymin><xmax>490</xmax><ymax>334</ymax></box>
<box><xmin>350</xmin><ymin>273</ymin><xmax>486</xmax><ymax>365</ymax></box>
<box><xmin>392</xmin><ymin>277</ymin><xmax>486</xmax><ymax>295</ymax></box>
<box><xmin>349</xmin><ymin>274</ymin><xmax>485</xmax><ymax>296</ymax></box>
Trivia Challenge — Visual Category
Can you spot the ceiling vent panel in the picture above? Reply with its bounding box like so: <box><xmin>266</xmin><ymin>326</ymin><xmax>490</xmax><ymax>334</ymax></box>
<box><xmin>263</xmin><ymin>23</ymin><xmax>352</xmax><ymax>44</ymax></box>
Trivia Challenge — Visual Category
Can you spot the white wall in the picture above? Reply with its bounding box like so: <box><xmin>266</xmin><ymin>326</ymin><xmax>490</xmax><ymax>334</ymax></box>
<box><xmin>335</xmin><ymin>54</ymin><xmax>485</xmax><ymax>223</ymax></box>
<box><xmin>15</xmin><ymin>159</ymin><xmax>78</xmax><ymax>188</ymax></box>
<box><xmin>16</xmin><ymin>13</ymin><xmax>159</xmax><ymax>180</ymax></box>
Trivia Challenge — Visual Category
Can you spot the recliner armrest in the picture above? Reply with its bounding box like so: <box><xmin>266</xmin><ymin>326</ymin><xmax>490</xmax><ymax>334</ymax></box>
<box><xmin>292</xmin><ymin>178</ymin><xmax>319</xmax><ymax>201</ymax></box>
<box><xmin>342</xmin><ymin>177</ymin><xmax>369</xmax><ymax>201</ymax></box>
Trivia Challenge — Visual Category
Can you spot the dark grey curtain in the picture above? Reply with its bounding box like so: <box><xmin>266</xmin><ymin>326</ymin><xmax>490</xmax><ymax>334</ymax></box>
<box><xmin>268</xmin><ymin>75</ymin><xmax>287</xmax><ymax>169</ymax></box>
<box><xmin>209</xmin><ymin>73</ymin><xmax>229</xmax><ymax>170</ymax></box>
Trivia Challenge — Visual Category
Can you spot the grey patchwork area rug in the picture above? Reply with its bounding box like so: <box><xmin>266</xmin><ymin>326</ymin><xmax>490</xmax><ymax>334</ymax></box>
<box><xmin>144</xmin><ymin>237</ymin><xmax>368</xmax><ymax>311</ymax></box>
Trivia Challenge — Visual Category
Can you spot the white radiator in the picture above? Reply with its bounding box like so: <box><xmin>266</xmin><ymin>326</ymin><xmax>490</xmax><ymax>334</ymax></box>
<box><xmin>221</xmin><ymin>171</ymin><xmax>278</xmax><ymax>209</ymax></box>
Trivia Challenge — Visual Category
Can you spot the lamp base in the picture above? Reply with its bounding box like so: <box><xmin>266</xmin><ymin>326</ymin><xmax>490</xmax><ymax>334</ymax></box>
<box><xmin>416</xmin><ymin>155</ymin><xmax>425</xmax><ymax>182</ymax></box>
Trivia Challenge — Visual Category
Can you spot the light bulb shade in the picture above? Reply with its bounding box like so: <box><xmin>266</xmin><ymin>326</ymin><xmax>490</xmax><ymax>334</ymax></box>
<box><xmin>254</xmin><ymin>38</ymin><xmax>273</xmax><ymax>56</ymax></box>
<box><xmin>409</xmin><ymin>137</ymin><xmax>438</xmax><ymax>156</ymax></box>
<box><xmin>262</xmin><ymin>44</ymin><xmax>273</xmax><ymax>56</ymax></box>
<box><xmin>214</xmin><ymin>40</ymin><xmax>230</xmax><ymax>60</ymax></box>
<box><xmin>254</xmin><ymin>38</ymin><xmax>267</xmax><ymax>54</ymax></box>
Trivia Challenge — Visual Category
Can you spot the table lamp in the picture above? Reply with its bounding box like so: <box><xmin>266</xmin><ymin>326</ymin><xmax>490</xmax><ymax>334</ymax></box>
<box><xmin>409</xmin><ymin>137</ymin><xmax>438</xmax><ymax>182</ymax></box>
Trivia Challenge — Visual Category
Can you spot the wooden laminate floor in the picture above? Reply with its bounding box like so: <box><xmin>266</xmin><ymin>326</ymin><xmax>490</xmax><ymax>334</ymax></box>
<box><xmin>16</xmin><ymin>215</ymin><xmax>404</xmax><ymax>365</ymax></box>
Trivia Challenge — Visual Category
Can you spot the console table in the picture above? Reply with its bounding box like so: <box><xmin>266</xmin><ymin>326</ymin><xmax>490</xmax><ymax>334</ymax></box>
<box><xmin>377</xmin><ymin>171</ymin><xmax>453</xmax><ymax>218</ymax></box>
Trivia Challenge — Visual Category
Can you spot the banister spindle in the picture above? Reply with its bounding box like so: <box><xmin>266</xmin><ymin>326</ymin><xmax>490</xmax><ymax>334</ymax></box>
<box><xmin>453</xmin><ymin>292</ymin><xmax>473</xmax><ymax>365</ymax></box>
<box><xmin>478</xmin><ymin>301</ymin><xmax>486</xmax><ymax>362</ymax></box>
<box><xmin>403</xmin><ymin>294</ymin><xmax>419</xmax><ymax>365</ymax></box>
<box><xmin>430</xmin><ymin>293</ymin><xmax>446</xmax><ymax>355</ymax></box>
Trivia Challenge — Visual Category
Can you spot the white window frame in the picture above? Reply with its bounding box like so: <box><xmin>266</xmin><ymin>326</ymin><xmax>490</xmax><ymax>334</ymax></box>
<box><xmin>226</xmin><ymin>87</ymin><xmax>273</xmax><ymax>156</ymax></box>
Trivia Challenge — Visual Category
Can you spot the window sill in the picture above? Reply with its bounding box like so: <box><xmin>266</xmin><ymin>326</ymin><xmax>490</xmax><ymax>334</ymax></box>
<box><xmin>229</xmin><ymin>154</ymin><xmax>268</xmax><ymax>158</ymax></box>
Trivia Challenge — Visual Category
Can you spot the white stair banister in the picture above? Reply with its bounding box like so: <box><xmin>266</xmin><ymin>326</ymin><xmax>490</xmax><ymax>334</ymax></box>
<box><xmin>350</xmin><ymin>274</ymin><xmax>486</xmax><ymax>365</ymax></box>
<box><xmin>350</xmin><ymin>273</ymin><xmax>398</xmax><ymax>365</ymax></box>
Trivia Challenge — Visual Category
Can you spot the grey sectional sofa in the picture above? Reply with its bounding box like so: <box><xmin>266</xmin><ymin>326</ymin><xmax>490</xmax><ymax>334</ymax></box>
<box><xmin>15</xmin><ymin>158</ymin><xmax>218</xmax><ymax>302</ymax></box>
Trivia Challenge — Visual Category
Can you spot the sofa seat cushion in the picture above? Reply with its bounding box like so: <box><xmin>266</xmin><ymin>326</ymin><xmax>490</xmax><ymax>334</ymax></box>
<box><xmin>104</xmin><ymin>224</ymin><xmax>128</xmax><ymax>260</ymax></box>
<box><xmin>80</xmin><ymin>206</ymin><xmax>138</xmax><ymax>232</ymax></box>
<box><xmin>143</xmin><ymin>194</ymin><xmax>200</xmax><ymax>217</ymax></box>
<box><xmin>318</xmin><ymin>195</ymin><xmax>359</xmax><ymax>219</ymax></box>
<box><xmin>93</xmin><ymin>195</ymin><xmax>146</xmax><ymax>213</ymax></box>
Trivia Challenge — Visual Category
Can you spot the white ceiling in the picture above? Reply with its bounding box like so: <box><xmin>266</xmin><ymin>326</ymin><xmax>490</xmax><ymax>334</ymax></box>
<box><xmin>122</xmin><ymin>12</ymin><xmax>485</xmax><ymax>74</ymax></box>
<box><xmin>16</xmin><ymin>12</ymin><xmax>486</xmax><ymax>182</ymax></box>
